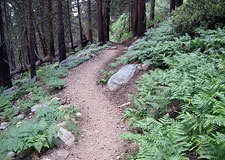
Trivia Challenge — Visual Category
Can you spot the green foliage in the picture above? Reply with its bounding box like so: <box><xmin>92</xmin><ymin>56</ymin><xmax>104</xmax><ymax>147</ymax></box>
<box><xmin>0</xmin><ymin>105</ymin><xmax>63</xmax><ymax>157</ymax></box>
<box><xmin>110</xmin><ymin>21</ymin><xmax>179</xmax><ymax>67</ymax></box>
<box><xmin>121</xmin><ymin>24</ymin><xmax>225</xmax><ymax>159</ymax></box>
<box><xmin>172</xmin><ymin>0</ymin><xmax>225</xmax><ymax>34</ymax></box>
<box><xmin>111</xmin><ymin>13</ymin><xmax>129</xmax><ymax>42</ymax></box>
<box><xmin>63</xmin><ymin>105</ymin><xmax>80</xmax><ymax>118</ymax></box>
<box><xmin>96</xmin><ymin>69</ymin><xmax>118</xmax><ymax>85</ymax></box>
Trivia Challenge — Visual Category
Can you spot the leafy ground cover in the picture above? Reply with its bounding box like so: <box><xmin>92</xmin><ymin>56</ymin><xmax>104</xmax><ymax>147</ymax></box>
<box><xmin>117</xmin><ymin>21</ymin><xmax>225</xmax><ymax>159</ymax></box>
<box><xmin>0</xmin><ymin>43</ymin><xmax>109</xmax><ymax>159</ymax></box>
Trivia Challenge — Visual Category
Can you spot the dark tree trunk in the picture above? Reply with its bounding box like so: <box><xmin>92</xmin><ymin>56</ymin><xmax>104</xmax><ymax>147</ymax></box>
<box><xmin>3</xmin><ymin>0</ymin><xmax>16</xmax><ymax>71</ymax></box>
<box><xmin>103</xmin><ymin>0</ymin><xmax>110</xmax><ymax>42</ymax></box>
<box><xmin>67</xmin><ymin>0</ymin><xmax>74</xmax><ymax>50</ymax></box>
<box><xmin>150</xmin><ymin>0</ymin><xmax>155</xmax><ymax>22</ymax></box>
<box><xmin>128</xmin><ymin>0</ymin><xmax>131</xmax><ymax>31</ymax></box>
<box><xmin>57</xmin><ymin>0</ymin><xmax>66</xmax><ymax>62</ymax></box>
<box><xmin>0</xmin><ymin>1</ymin><xmax>12</xmax><ymax>88</ymax></box>
<box><xmin>47</xmin><ymin>0</ymin><xmax>55</xmax><ymax>59</ymax></box>
<box><xmin>170</xmin><ymin>0</ymin><xmax>175</xmax><ymax>12</ymax></box>
<box><xmin>28</xmin><ymin>0</ymin><xmax>36</xmax><ymax>79</ymax></box>
<box><xmin>87</xmin><ymin>0</ymin><xmax>93</xmax><ymax>43</ymax></box>
<box><xmin>77</xmin><ymin>0</ymin><xmax>84</xmax><ymax>47</ymax></box>
<box><xmin>132</xmin><ymin>0</ymin><xmax>138</xmax><ymax>35</ymax></box>
<box><xmin>39</xmin><ymin>0</ymin><xmax>48</xmax><ymax>58</ymax></box>
<box><xmin>96</xmin><ymin>0</ymin><xmax>105</xmax><ymax>44</ymax></box>
<box><xmin>175</xmin><ymin>0</ymin><xmax>183</xmax><ymax>7</ymax></box>
<box><xmin>137</xmin><ymin>0</ymin><xmax>146</xmax><ymax>37</ymax></box>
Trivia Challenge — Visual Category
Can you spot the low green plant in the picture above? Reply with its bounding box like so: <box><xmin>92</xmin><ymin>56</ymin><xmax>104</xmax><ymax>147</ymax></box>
<box><xmin>0</xmin><ymin>105</ymin><xmax>63</xmax><ymax>158</ymax></box>
<box><xmin>121</xmin><ymin>24</ymin><xmax>225</xmax><ymax>159</ymax></box>
<box><xmin>96</xmin><ymin>69</ymin><xmax>118</xmax><ymax>85</ymax></box>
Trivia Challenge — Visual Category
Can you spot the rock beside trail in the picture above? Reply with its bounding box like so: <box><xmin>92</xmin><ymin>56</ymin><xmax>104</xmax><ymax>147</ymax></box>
<box><xmin>7</xmin><ymin>152</ymin><xmax>16</xmax><ymax>158</ymax></box>
<box><xmin>107</xmin><ymin>64</ymin><xmax>137</xmax><ymax>91</ymax></box>
<box><xmin>142</xmin><ymin>60</ymin><xmax>150</xmax><ymax>70</ymax></box>
<box><xmin>58</xmin><ymin>127</ymin><xmax>75</xmax><ymax>147</ymax></box>
<box><xmin>31</xmin><ymin>103</ymin><xmax>51</xmax><ymax>112</ymax></box>
<box><xmin>15</xmin><ymin>113</ymin><xmax>25</xmax><ymax>120</ymax></box>
<box><xmin>59</xmin><ymin>58</ymin><xmax>75</xmax><ymax>67</ymax></box>
<box><xmin>0</xmin><ymin>122</ymin><xmax>10</xmax><ymax>130</ymax></box>
<box><xmin>76</xmin><ymin>52</ymin><xmax>89</xmax><ymax>59</ymax></box>
<box><xmin>2</xmin><ymin>86</ymin><xmax>17</xmax><ymax>96</ymax></box>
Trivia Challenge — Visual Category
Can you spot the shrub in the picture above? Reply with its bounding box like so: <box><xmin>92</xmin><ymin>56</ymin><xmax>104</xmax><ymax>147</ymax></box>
<box><xmin>172</xmin><ymin>0</ymin><xmax>225</xmax><ymax>34</ymax></box>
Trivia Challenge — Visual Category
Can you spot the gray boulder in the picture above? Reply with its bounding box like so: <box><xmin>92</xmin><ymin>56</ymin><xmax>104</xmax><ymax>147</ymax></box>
<box><xmin>31</xmin><ymin>103</ymin><xmax>51</xmax><ymax>112</ymax></box>
<box><xmin>2</xmin><ymin>86</ymin><xmax>17</xmax><ymax>96</ymax></box>
<box><xmin>15</xmin><ymin>113</ymin><xmax>25</xmax><ymax>120</ymax></box>
<box><xmin>59</xmin><ymin>58</ymin><xmax>75</xmax><ymax>67</ymax></box>
<box><xmin>107</xmin><ymin>64</ymin><xmax>137</xmax><ymax>91</ymax></box>
<box><xmin>58</xmin><ymin>127</ymin><xmax>75</xmax><ymax>147</ymax></box>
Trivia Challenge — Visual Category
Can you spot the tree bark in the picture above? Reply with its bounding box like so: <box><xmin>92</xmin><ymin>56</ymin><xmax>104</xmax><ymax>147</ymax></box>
<box><xmin>103</xmin><ymin>0</ymin><xmax>110</xmax><ymax>42</ymax></box>
<box><xmin>132</xmin><ymin>0</ymin><xmax>138</xmax><ymax>35</ymax></box>
<box><xmin>67</xmin><ymin>0</ymin><xmax>74</xmax><ymax>50</ymax></box>
<box><xmin>28</xmin><ymin>0</ymin><xmax>36</xmax><ymax>79</ymax></box>
<box><xmin>96</xmin><ymin>0</ymin><xmax>105</xmax><ymax>44</ymax></box>
<box><xmin>57</xmin><ymin>0</ymin><xmax>66</xmax><ymax>62</ymax></box>
<box><xmin>128</xmin><ymin>0</ymin><xmax>131</xmax><ymax>31</ymax></box>
<box><xmin>150</xmin><ymin>0</ymin><xmax>155</xmax><ymax>22</ymax></box>
<box><xmin>170</xmin><ymin>0</ymin><xmax>175</xmax><ymax>12</ymax></box>
<box><xmin>39</xmin><ymin>0</ymin><xmax>48</xmax><ymax>58</ymax></box>
<box><xmin>76</xmin><ymin>0</ymin><xmax>84</xmax><ymax>47</ymax></box>
<box><xmin>137</xmin><ymin>0</ymin><xmax>146</xmax><ymax>37</ymax></box>
<box><xmin>175</xmin><ymin>0</ymin><xmax>183</xmax><ymax>7</ymax></box>
<box><xmin>0</xmin><ymin>1</ymin><xmax>12</xmax><ymax>88</ymax></box>
<box><xmin>3</xmin><ymin>0</ymin><xmax>16</xmax><ymax>71</ymax></box>
<box><xmin>87</xmin><ymin>0</ymin><xmax>93</xmax><ymax>43</ymax></box>
<box><xmin>47</xmin><ymin>0</ymin><xmax>55</xmax><ymax>59</ymax></box>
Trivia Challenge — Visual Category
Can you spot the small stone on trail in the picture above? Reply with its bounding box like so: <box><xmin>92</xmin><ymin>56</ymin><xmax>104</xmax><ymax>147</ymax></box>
<box><xmin>7</xmin><ymin>152</ymin><xmax>15</xmax><ymax>158</ymax></box>
<box><xmin>75</xmin><ymin>112</ymin><xmax>82</xmax><ymax>118</ymax></box>
<box><xmin>15</xmin><ymin>113</ymin><xmax>25</xmax><ymax>120</ymax></box>
<box><xmin>0</xmin><ymin>122</ymin><xmax>10</xmax><ymax>130</ymax></box>
<box><xmin>111</xmin><ymin>46</ymin><xmax>117</xmax><ymax>49</ymax></box>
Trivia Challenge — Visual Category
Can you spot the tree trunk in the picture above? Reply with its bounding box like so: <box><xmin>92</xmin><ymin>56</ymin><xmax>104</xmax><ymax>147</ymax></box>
<box><xmin>128</xmin><ymin>0</ymin><xmax>131</xmax><ymax>31</ymax></box>
<box><xmin>47</xmin><ymin>0</ymin><xmax>55</xmax><ymax>59</ymax></box>
<box><xmin>76</xmin><ymin>0</ymin><xmax>84</xmax><ymax>47</ymax></box>
<box><xmin>175</xmin><ymin>0</ymin><xmax>183</xmax><ymax>7</ymax></box>
<box><xmin>87</xmin><ymin>0</ymin><xmax>93</xmax><ymax>43</ymax></box>
<box><xmin>3</xmin><ymin>0</ymin><xmax>16</xmax><ymax>71</ymax></box>
<box><xmin>67</xmin><ymin>0</ymin><xmax>74</xmax><ymax>50</ymax></box>
<box><xmin>0</xmin><ymin>1</ymin><xmax>12</xmax><ymax>88</ymax></box>
<box><xmin>150</xmin><ymin>0</ymin><xmax>155</xmax><ymax>22</ymax></box>
<box><xmin>28</xmin><ymin>0</ymin><xmax>36</xmax><ymax>79</ymax></box>
<box><xmin>57</xmin><ymin>0</ymin><xmax>66</xmax><ymax>62</ymax></box>
<box><xmin>137</xmin><ymin>0</ymin><xmax>146</xmax><ymax>37</ymax></box>
<box><xmin>132</xmin><ymin>0</ymin><xmax>138</xmax><ymax>35</ymax></box>
<box><xmin>39</xmin><ymin>0</ymin><xmax>48</xmax><ymax>58</ymax></box>
<box><xmin>170</xmin><ymin>0</ymin><xmax>175</xmax><ymax>12</ymax></box>
<box><xmin>103</xmin><ymin>0</ymin><xmax>110</xmax><ymax>42</ymax></box>
<box><xmin>96</xmin><ymin>0</ymin><xmax>105</xmax><ymax>44</ymax></box>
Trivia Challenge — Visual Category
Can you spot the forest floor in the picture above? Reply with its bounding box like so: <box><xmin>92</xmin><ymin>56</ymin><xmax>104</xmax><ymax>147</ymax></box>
<box><xmin>40</xmin><ymin>44</ymin><xmax>139</xmax><ymax>160</ymax></box>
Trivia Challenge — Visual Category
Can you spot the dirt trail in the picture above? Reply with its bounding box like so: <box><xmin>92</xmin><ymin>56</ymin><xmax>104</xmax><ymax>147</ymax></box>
<box><xmin>61</xmin><ymin>45</ymin><xmax>128</xmax><ymax>160</ymax></box>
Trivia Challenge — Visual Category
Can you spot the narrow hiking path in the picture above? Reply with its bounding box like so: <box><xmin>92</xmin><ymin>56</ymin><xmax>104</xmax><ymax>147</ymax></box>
<box><xmin>61</xmin><ymin>45</ymin><xmax>128</xmax><ymax>160</ymax></box>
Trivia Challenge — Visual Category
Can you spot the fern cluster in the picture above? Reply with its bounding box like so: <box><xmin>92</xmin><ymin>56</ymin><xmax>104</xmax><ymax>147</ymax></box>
<box><xmin>121</xmin><ymin>23</ymin><xmax>225</xmax><ymax>159</ymax></box>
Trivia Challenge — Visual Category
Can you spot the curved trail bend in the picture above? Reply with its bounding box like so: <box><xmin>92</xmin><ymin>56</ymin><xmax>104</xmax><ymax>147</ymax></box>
<box><xmin>62</xmin><ymin>45</ymin><xmax>127</xmax><ymax>160</ymax></box>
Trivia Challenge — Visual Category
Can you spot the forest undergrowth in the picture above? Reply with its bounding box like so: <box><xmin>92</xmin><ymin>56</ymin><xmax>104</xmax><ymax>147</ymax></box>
<box><xmin>110</xmin><ymin>21</ymin><xmax>225</xmax><ymax>160</ymax></box>
<box><xmin>0</xmin><ymin>44</ymin><xmax>109</xmax><ymax>160</ymax></box>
